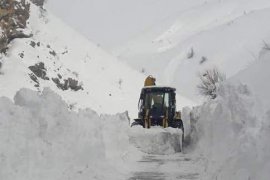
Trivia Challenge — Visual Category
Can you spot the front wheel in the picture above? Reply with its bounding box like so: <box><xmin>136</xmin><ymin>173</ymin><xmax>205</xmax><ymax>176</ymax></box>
<box><xmin>131</xmin><ymin>119</ymin><xmax>143</xmax><ymax>127</ymax></box>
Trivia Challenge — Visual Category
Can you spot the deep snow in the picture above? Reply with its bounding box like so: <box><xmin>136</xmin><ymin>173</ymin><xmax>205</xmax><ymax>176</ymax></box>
<box><xmin>0</xmin><ymin>1</ymin><xmax>270</xmax><ymax>180</ymax></box>
<box><xmin>189</xmin><ymin>49</ymin><xmax>270</xmax><ymax>180</ymax></box>
<box><xmin>0</xmin><ymin>88</ymin><xmax>186</xmax><ymax>180</ymax></box>
<box><xmin>0</xmin><ymin>2</ymin><xmax>145</xmax><ymax>118</ymax></box>
<box><xmin>115</xmin><ymin>0</ymin><xmax>270</xmax><ymax>104</ymax></box>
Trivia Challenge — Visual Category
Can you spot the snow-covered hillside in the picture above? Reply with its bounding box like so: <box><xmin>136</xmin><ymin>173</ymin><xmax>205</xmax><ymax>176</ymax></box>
<box><xmin>46</xmin><ymin>0</ymin><xmax>207</xmax><ymax>49</ymax></box>
<box><xmin>115</xmin><ymin>0</ymin><xmax>270</xmax><ymax>103</ymax></box>
<box><xmin>0</xmin><ymin>2</ymin><xmax>147</xmax><ymax>117</ymax></box>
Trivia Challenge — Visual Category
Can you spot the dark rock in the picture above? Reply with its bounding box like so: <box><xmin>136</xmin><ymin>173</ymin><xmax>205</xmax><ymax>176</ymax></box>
<box><xmin>30</xmin><ymin>41</ymin><xmax>36</xmax><ymax>48</ymax></box>
<box><xmin>52</xmin><ymin>77</ymin><xmax>83</xmax><ymax>91</ymax></box>
<box><xmin>19</xmin><ymin>52</ymin><xmax>24</xmax><ymax>58</ymax></box>
<box><xmin>28</xmin><ymin>62</ymin><xmax>49</xmax><ymax>80</ymax></box>
<box><xmin>30</xmin><ymin>0</ymin><xmax>45</xmax><ymax>7</ymax></box>
<box><xmin>68</xmin><ymin>78</ymin><xmax>83</xmax><ymax>91</ymax></box>
<box><xmin>29</xmin><ymin>73</ymin><xmax>39</xmax><ymax>87</ymax></box>
<box><xmin>52</xmin><ymin>77</ymin><xmax>68</xmax><ymax>90</ymax></box>
<box><xmin>49</xmin><ymin>50</ymin><xmax>57</xmax><ymax>56</ymax></box>
<box><xmin>0</xmin><ymin>0</ymin><xmax>31</xmax><ymax>53</ymax></box>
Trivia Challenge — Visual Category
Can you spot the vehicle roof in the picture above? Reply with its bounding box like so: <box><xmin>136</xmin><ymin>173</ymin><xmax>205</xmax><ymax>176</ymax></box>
<box><xmin>142</xmin><ymin>86</ymin><xmax>176</xmax><ymax>92</ymax></box>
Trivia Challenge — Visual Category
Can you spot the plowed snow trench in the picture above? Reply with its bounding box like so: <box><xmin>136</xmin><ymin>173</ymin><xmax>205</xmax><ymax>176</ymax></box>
<box><xmin>128</xmin><ymin>153</ymin><xmax>205</xmax><ymax>180</ymax></box>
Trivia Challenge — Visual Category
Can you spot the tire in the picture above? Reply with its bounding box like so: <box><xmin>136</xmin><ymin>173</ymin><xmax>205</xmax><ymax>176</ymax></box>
<box><xmin>131</xmin><ymin>119</ymin><xmax>143</xmax><ymax>127</ymax></box>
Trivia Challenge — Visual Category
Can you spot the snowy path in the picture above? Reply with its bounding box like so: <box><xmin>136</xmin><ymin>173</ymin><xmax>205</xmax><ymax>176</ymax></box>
<box><xmin>128</xmin><ymin>153</ymin><xmax>205</xmax><ymax>180</ymax></box>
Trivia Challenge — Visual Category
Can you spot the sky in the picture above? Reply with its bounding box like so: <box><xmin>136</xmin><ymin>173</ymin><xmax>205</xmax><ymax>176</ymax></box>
<box><xmin>45</xmin><ymin>0</ymin><xmax>204</xmax><ymax>50</ymax></box>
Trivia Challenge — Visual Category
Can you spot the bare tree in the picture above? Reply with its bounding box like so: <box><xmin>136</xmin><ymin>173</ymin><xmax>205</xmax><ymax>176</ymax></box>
<box><xmin>197</xmin><ymin>68</ymin><xmax>226</xmax><ymax>99</ymax></box>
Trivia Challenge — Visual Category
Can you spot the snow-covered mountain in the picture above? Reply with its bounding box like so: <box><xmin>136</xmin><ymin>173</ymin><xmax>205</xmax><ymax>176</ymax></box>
<box><xmin>0</xmin><ymin>1</ymin><xmax>196</xmax><ymax>117</ymax></box>
<box><xmin>0</xmin><ymin>2</ymin><xmax>148</xmax><ymax>117</ymax></box>
<box><xmin>1</xmin><ymin>1</ymin><xmax>270</xmax><ymax>180</ymax></box>
<box><xmin>115</xmin><ymin>0</ymin><xmax>270</xmax><ymax>103</ymax></box>
<box><xmin>46</xmin><ymin>0</ymin><xmax>207</xmax><ymax>50</ymax></box>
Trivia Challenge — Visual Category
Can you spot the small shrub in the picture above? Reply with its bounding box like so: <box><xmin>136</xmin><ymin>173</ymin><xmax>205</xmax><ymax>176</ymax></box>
<box><xmin>197</xmin><ymin>68</ymin><xmax>226</xmax><ymax>99</ymax></box>
<box><xmin>200</xmin><ymin>56</ymin><xmax>207</xmax><ymax>64</ymax></box>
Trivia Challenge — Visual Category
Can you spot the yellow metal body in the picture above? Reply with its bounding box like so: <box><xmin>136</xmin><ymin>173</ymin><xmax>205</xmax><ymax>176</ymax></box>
<box><xmin>144</xmin><ymin>75</ymin><xmax>156</xmax><ymax>87</ymax></box>
<box><xmin>163</xmin><ymin>109</ymin><xmax>169</xmax><ymax>128</ymax></box>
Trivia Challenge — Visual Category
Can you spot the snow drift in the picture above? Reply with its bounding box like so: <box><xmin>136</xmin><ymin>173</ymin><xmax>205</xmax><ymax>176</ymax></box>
<box><xmin>192</xmin><ymin>82</ymin><xmax>270</xmax><ymax>179</ymax></box>
<box><xmin>0</xmin><ymin>88</ymin><xmax>138</xmax><ymax>180</ymax></box>
<box><xmin>0</xmin><ymin>87</ymin><xmax>186</xmax><ymax>180</ymax></box>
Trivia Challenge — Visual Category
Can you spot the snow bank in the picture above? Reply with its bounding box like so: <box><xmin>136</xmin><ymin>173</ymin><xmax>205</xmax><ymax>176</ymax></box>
<box><xmin>231</xmin><ymin>48</ymin><xmax>270</xmax><ymax>111</ymax></box>
<box><xmin>192</xmin><ymin>83</ymin><xmax>270</xmax><ymax>180</ymax></box>
<box><xmin>0</xmin><ymin>88</ymin><xmax>137</xmax><ymax>180</ymax></box>
<box><xmin>129</xmin><ymin>126</ymin><xmax>183</xmax><ymax>155</ymax></box>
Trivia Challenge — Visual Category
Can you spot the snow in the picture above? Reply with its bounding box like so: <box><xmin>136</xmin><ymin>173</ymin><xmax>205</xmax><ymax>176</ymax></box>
<box><xmin>190</xmin><ymin>48</ymin><xmax>270</xmax><ymax>179</ymax></box>
<box><xmin>130</xmin><ymin>126</ymin><xmax>183</xmax><ymax>155</ymax></box>
<box><xmin>46</xmin><ymin>0</ymin><xmax>207</xmax><ymax>50</ymax></box>
<box><xmin>115</xmin><ymin>0</ymin><xmax>270</xmax><ymax>104</ymax></box>
<box><xmin>0</xmin><ymin>3</ymin><xmax>147</xmax><ymax>118</ymax></box>
<box><xmin>0</xmin><ymin>88</ymin><xmax>141</xmax><ymax>180</ymax></box>
<box><xmin>0</xmin><ymin>87</ymin><xmax>188</xmax><ymax>180</ymax></box>
<box><xmin>231</xmin><ymin>48</ymin><xmax>270</xmax><ymax>111</ymax></box>
<box><xmin>1</xmin><ymin>1</ymin><xmax>270</xmax><ymax>180</ymax></box>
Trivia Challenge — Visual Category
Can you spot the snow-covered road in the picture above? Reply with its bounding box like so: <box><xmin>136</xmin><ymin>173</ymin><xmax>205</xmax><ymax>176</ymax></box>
<box><xmin>128</xmin><ymin>153</ymin><xmax>205</xmax><ymax>180</ymax></box>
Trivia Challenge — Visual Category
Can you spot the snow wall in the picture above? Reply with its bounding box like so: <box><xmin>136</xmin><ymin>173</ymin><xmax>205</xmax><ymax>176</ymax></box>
<box><xmin>191</xmin><ymin>83</ymin><xmax>270</xmax><ymax>180</ymax></box>
<box><xmin>0</xmin><ymin>88</ymin><xmax>184</xmax><ymax>180</ymax></box>
<box><xmin>0</xmin><ymin>88</ymin><xmax>136</xmax><ymax>180</ymax></box>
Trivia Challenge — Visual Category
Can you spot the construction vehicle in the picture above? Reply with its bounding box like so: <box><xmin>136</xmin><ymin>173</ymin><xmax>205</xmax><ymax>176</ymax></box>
<box><xmin>132</xmin><ymin>76</ymin><xmax>184</xmax><ymax>140</ymax></box>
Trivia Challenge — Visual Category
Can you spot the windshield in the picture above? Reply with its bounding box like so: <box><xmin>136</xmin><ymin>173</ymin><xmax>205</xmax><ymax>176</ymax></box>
<box><xmin>144</xmin><ymin>92</ymin><xmax>169</xmax><ymax>110</ymax></box>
